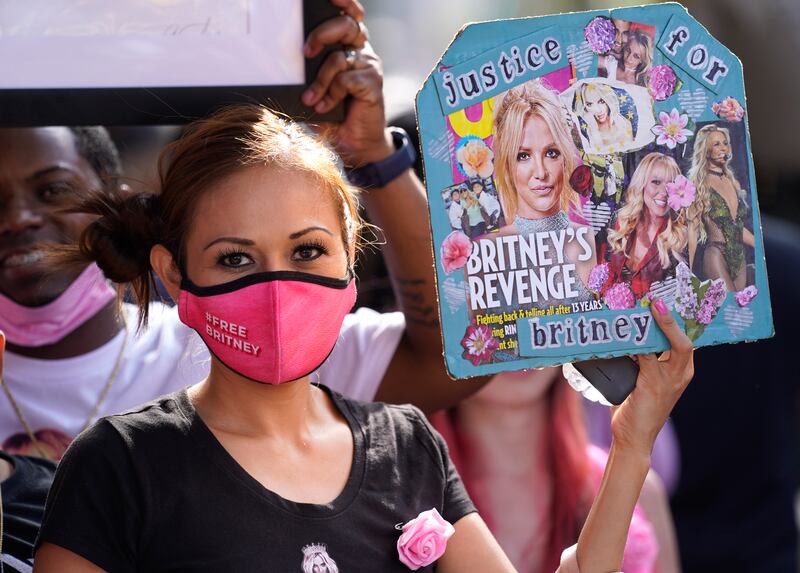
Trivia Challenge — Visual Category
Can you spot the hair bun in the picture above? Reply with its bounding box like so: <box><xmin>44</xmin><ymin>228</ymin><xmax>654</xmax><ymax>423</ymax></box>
<box><xmin>80</xmin><ymin>192</ymin><xmax>162</xmax><ymax>284</ymax></box>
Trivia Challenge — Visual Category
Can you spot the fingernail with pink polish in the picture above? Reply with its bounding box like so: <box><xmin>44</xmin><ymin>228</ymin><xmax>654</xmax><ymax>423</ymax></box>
<box><xmin>654</xmin><ymin>299</ymin><xmax>668</xmax><ymax>314</ymax></box>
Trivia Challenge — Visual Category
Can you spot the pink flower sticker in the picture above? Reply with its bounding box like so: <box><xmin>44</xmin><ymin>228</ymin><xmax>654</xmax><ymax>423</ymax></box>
<box><xmin>604</xmin><ymin>282</ymin><xmax>635</xmax><ymax>310</ymax></box>
<box><xmin>651</xmin><ymin>109</ymin><xmax>693</xmax><ymax>149</ymax></box>
<box><xmin>397</xmin><ymin>508</ymin><xmax>454</xmax><ymax>570</ymax></box>
<box><xmin>665</xmin><ymin>175</ymin><xmax>696</xmax><ymax>211</ymax></box>
<box><xmin>712</xmin><ymin>97</ymin><xmax>745</xmax><ymax>122</ymax></box>
<box><xmin>440</xmin><ymin>231</ymin><xmax>472</xmax><ymax>274</ymax></box>
<box><xmin>460</xmin><ymin>322</ymin><xmax>499</xmax><ymax>366</ymax></box>
<box><xmin>735</xmin><ymin>285</ymin><xmax>758</xmax><ymax>307</ymax></box>
<box><xmin>647</xmin><ymin>65</ymin><xmax>678</xmax><ymax>101</ymax></box>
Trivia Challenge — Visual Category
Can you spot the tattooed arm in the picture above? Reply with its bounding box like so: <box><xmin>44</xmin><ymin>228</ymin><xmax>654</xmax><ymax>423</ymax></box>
<box><xmin>302</xmin><ymin>0</ymin><xmax>489</xmax><ymax>412</ymax></box>
<box><xmin>361</xmin><ymin>168</ymin><xmax>491</xmax><ymax>413</ymax></box>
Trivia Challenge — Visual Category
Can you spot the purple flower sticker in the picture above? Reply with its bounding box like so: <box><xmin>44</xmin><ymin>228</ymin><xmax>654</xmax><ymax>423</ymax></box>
<box><xmin>587</xmin><ymin>263</ymin><xmax>610</xmax><ymax>295</ymax></box>
<box><xmin>647</xmin><ymin>65</ymin><xmax>678</xmax><ymax>101</ymax></box>
<box><xmin>604</xmin><ymin>282</ymin><xmax>635</xmax><ymax>310</ymax></box>
<box><xmin>584</xmin><ymin>16</ymin><xmax>616</xmax><ymax>54</ymax></box>
<box><xmin>674</xmin><ymin>262</ymin><xmax>728</xmax><ymax>340</ymax></box>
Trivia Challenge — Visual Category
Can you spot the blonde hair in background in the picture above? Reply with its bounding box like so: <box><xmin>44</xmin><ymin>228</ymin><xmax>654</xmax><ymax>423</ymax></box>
<box><xmin>687</xmin><ymin>124</ymin><xmax>742</xmax><ymax>244</ymax></box>
<box><xmin>492</xmin><ymin>78</ymin><xmax>579</xmax><ymax>221</ymax></box>
<box><xmin>608</xmin><ymin>152</ymin><xmax>687</xmax><ymax>269</ymax></box>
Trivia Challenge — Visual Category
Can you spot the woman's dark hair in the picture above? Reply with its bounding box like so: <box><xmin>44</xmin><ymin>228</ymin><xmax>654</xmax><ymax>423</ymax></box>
<box><xmin>50</xmin><ymin>105</ymin><xmax>364</xmax><ymax>328</ymax></box>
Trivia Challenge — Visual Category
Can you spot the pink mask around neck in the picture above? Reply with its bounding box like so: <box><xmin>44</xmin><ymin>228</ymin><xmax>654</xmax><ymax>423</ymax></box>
<box><xmin>0</xmin><ymin>263</ymin><xmax>116</xmax><ymax>347</ymax></box>
<box><xmin>178</xmin><ymin>270</ymin><xmax>356</xmax><ymax>385</ymax></box>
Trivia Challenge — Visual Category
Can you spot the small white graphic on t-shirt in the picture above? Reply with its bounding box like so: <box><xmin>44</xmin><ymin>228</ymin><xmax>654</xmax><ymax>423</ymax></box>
<box><xmin>301</xmin><ymin>543</ymin><xmax>339</xmax><ymax>573</ymax></box>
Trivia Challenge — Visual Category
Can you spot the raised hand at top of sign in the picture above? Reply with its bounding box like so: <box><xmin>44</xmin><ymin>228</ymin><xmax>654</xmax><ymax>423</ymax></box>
<box><xmin>299</xmin><ymin>0</ymin><xmax>494</xmax><ymax>414</ymax></box>
<box><xmin>301</xmin><ymin>0</ymin><xmax>394</xmax><ymax>167</ymax></box>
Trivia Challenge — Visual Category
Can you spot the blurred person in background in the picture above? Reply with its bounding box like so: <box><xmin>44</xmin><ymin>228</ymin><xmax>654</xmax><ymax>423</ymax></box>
<box><xmin>669</xmin><ymin>4</ymin><xmax>800</xmax><ymax>571</ymax></box>
<box><xmin>431</xmin><ymin>368</ymin><xmax>682</xmax><ymax>573</ymax></box>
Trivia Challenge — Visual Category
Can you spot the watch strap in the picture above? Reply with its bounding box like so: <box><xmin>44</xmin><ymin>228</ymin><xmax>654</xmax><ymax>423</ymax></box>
<box><xmin>345</xmin><ymin>127</ymin><xmax>416</xmax><ymax>189</ymax></box>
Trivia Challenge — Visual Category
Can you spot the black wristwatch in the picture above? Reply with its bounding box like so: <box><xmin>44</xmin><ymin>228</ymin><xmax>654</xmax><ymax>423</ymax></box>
<box><xmin>345</xmin><ymin>127</ymin><xmax>416</xmax><ymax>189</ymax></box>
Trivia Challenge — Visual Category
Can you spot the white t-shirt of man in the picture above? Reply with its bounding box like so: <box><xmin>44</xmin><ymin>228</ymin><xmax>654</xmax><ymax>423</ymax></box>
<box><xmin>478</xmin><ymin>191</ymin><xmax>501</xmax><ymax>218</ymax></box>
<box><xmin>0</xmin><ymin>303</ymin><xmax>404</xmax><ymax>460</ymax></box>
<box><xmin>448</xmin><ymin>201</ymin><xmax>464</xmax><ymax>230</ymax></box>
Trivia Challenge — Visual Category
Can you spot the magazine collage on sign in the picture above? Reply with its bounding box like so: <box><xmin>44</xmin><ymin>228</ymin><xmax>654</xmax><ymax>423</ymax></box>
<box><xmin>416</xmin><ymin>3</ymin><xmax>773</xmax><ymax>379</ymax></box>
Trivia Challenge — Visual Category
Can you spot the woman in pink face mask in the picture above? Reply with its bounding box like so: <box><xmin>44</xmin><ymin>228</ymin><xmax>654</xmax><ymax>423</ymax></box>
<box><xmin>32</xmin><ymin>104</ymin><xmax>512</xmax><ymax>573</ymax></box>
<box><xmin>33</xmin><ymin>106</ymin><xmax>695</xmax><ymax>573</ymax></box>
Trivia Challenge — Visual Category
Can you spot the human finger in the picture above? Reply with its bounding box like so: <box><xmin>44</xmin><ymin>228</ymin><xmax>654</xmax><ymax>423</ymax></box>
<box><xmin>634</xmin><ymin>352</ymin><xmax>659</xmax><ymax>385</ymax></box>
<box><xmin>305</xmin><ymin>14</ymin><xmax>367</xmax><ymax>58</ymax></box>
<box><xmin>303</xmin><ymin>48</ymin><xmax>351</xmax><ymax>107</ymax></box>
<box><xmin>314</xmin><ymin>67</ymin><xmax>382</xmax><ymax>114</ymax></box>
<box><xmin>329</xmin><ymin>0</ymin><xmax>365</xmax><ymax>22</ymax></box>
<box><xmin>651</xmin><ymin>298</ymin><xmax>692</xmax><ymax>357</ymax></box>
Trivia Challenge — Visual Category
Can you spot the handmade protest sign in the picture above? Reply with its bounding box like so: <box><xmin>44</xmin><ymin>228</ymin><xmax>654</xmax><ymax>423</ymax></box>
<box><xmin>416</xmin><ymin>2</ymin><xmax>773</xmax><ymax>379</ymax></box>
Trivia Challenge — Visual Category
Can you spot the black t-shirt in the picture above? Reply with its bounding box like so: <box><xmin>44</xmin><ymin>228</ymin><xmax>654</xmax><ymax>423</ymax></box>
<box><xmin>37</xmin><ymin>386</ymin><xmax>475</xmax><ymax>572</ymax></box>
<box><xmin>1</xmin><ymin>452</ymin><xmax>56</xmax><ymax>572</ymax></box>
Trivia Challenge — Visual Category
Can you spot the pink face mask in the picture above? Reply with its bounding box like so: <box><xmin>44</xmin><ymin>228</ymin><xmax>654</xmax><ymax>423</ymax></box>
<box><xmin>0</xmin><ymin>263</ymin><xmax>116</xmax><ymax>347</ymax></box>
<box><xmin>178</xmin><ymin>271</ymin><xmax>356</xmax><ymax>385</ymax></box>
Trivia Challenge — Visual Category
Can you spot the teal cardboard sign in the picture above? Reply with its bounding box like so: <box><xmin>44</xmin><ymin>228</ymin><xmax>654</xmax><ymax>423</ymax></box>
<box><xmin>656</xmin><ymin>13</ymin><xmax>732</xmax><ymax>94</ymax></box>
<box><xmin>417</xmin><ymin>3</ymin><xmax>773</xmax><ymax>379</ymax></box>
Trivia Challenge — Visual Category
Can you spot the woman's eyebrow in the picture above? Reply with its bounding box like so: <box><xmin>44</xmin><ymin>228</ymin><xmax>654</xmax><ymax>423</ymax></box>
<box><xmin>289</xmin><ymin>226</ymin><xmax>334</xmax><ymax>239</ymax></box>
<box><xmin>203</xmin><ymin>237</ymin><xmax>255</xmax><ymax>251</ymax></box>
<box><xmin>25</xmin><ymin>163</ymin><xmax>79</xmax><ymax>183</ymax></box>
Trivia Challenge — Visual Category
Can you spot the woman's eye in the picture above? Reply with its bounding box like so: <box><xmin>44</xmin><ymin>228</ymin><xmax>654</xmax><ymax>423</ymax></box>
<box><xmin>651</xmin><ymin>179</ymin><xmax>662</xmax><ymax>186</ymax></box>
<box><xmin>218</xmin><ymin>251</ymin><xmax>253</xmax><ymax>268</ymax></box>
<box><xmin>38</xmin><ymin>182</ymin><xmax>72</xmax><ymax>202</ymax></box>
<box><xmin>516</xmin><ymin>151</ymin><xmax>530</xmax><ymax>162</ymax></box>
<box><xmin>545</xmin><ymin>148</ymin><xmax>561</xmax><ymax>159</ymax></box>
<box><xmin>293</xmin><ymin>243</ymin><xmax>327</xmax><ymax>262</ymax></box>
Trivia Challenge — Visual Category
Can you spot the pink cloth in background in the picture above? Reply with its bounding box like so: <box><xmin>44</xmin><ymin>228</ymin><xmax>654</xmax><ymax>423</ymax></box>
<box><xmin>586</xmin><ymin>445</ymin><xmax>659</xmax><ymax>573</ymax></box>
<box><xmin>584</xmin><ymin>401</ymin><xmax>680</xmax><ymax>494</ymax></box>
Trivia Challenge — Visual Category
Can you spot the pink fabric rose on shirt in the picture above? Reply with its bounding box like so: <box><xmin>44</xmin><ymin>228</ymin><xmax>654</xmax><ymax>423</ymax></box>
<box><xmin>397</xmin><ymin>508</ymin><xmax>454</xmax><ymax>570</ymax></box>
<box><xmin>440</xmin><ymin>231</ymin><xmax>472</xmax><ymax>274</ymax></box>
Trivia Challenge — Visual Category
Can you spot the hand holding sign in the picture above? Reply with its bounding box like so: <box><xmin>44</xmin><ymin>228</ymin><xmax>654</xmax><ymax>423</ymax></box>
<box><xmin>302</xmin><ymin>0</ymin><xmax>394</xmax><ymax>167</ymax></box>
